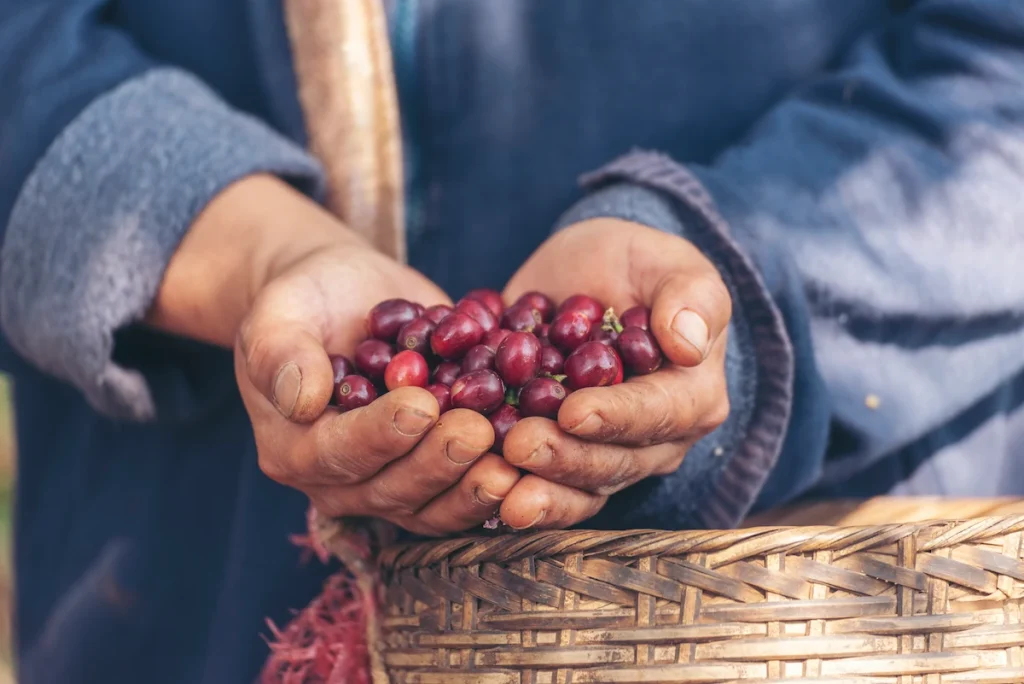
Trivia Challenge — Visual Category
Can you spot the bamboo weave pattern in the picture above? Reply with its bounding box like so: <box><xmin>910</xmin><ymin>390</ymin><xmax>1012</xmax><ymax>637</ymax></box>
<box><xmin>377</xmin><ymin>516</ymin><xmax>1024</xmax><ymax>683</ymax></box>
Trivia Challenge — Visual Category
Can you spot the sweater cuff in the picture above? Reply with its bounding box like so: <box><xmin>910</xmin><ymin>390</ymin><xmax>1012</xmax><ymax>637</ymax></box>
<box><xmin>0</xmin><ymin>68</ymin><xmax>326</xmax><ymax>421</ymax></box>
<box><xmin>554</xmin><ymin>150</ymin><xmax>794</xmax><ymax>529</ymax></box>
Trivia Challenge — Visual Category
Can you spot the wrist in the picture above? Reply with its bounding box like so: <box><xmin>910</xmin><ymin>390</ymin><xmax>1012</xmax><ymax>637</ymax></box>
<box><xmin>146</xmin><ymin>174</ymin><xmax>364</xmax><ymax>347</ymax></box>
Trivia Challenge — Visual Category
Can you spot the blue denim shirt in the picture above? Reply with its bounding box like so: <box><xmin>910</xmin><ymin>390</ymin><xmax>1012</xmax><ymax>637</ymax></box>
<box><xmin>4</xmin><ymin>1</ymin><xmax>1024</xmax><ymax>682</ymax></box>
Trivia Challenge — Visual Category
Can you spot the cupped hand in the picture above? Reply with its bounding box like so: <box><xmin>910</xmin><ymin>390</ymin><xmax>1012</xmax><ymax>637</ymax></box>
<box><xmin>499</xmin><ymin>218</ymin><xmax>732</xmax><ymax>530</ymax></box>
<box><xmin>236</xmin><ymin>243</ymin><xmax>519</xmax><ymax>536</ymax></box>
<box><xmin>152</xmin><ymin>176</ymin><xmax>522</xmax><ymax>536</ymax></box>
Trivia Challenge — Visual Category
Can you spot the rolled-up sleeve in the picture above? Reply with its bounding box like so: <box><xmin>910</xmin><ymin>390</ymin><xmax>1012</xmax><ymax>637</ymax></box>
<box><xmin>0</xmin><ymin>2</ymin><xmax>325</xmax><ymax>421</ymax></box>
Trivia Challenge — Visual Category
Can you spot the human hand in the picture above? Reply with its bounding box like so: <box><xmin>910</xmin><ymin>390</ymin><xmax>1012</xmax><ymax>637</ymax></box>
<box><xmin>499</xmin><ymin>218</ymin><xmax>732</xmax><ymax>529</ymax></box>
<box><xmin>149</xmin><ymin>175</ymin><xmax>519</xmax><ymax>535</ymax></box>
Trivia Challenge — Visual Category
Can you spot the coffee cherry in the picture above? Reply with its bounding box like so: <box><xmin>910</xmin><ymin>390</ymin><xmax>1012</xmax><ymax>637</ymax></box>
<box><xmin>354</xmin><ymin>339</ymin><xmax>394</xmax><ymax>380</ymax></box>
<box><xmin>500</xmin><ymin>303</ymin><xmax>541</xmax><ymax>333</ymax></box>
<box><xmin>412</xmin><ymin>303</ymin><xmax>426</xmax><ymax>317</ymax></box>
<box><xmin>515</xmin><ymin>291</ymin><xmax>555</xmax><ymax>323</ymax></box>
<box><xmin>330</xmin><ymin>355</ymin><xmax>354</xmax><ymax>384</ymax></box>
<box><xmin>426</xmin><ymin>383</ymin><xmax>452</xmax><ymax>413</ymax></box>
<box><xmin>455</xmin><ymin>298</ymin><xmax>499</xmax><ymax>333</ymax></box>
<box><xmin>462</xmin><ymin>344</ymin><xmax>496</xmax><ymax>374</ymax></box>
<box><xmin>482</xmin><ymin>328</ymin><xmax>512</xmax><ymax>351</ymax></box>
<box><xmin>617</xmin><ymin>326</ymin><xmax>662</xmax><ymax>375</ymax></box>
<box><xmin>518</xmin><ymin>377</ymin><xmax>567</xmax><ymax>419</ymax></box>
<box><xmin>335</xmin><ymin>375</ymin><xmax>377</xmax><ymax>411</ymax></box>
<box><xmin>431</xmin><ymin>312</ymin><xmax>485</xmax><ymax>360</ymax></box>
<box><xmin>424</xmin><ymin>304</ymin><xmax>454</xmax><ymax>325</ymax></box>
<box><xmin>564</xmin><ymin>341</ymin><xmax>622</xmax><ymax>389</ymax></box>
<box><xmin>450</xmin><ymin>369</ymin><xmax>505</xmax><ymax>414</ymax></box>
<box><xmin>384</xmin><ymin>350</ymin><xmax>429</xmax><ymax>390</ymax></box>
<box><xmin>433</xmin><ymin>361</ymin><xmax>462</xmax><ymax>387</ymax></box>
<box><xmin>462</xmin><ymin>288</ymin><xmax>505</xmax><ymax>318</ymax></box>
<box><xmin>620</xmin><ymin>306</ymin><xmax>650</xmax><ymax>331</ymax></box>
<box><xmin>557</xmin><ymin>294</ymin><xmax>604</xmax><ymax>323</ymax></box>
<box><xmin>495</xmin><ymin>332</ymin><xmax>542</xmax><ymax>387</ymax></box>
<box><xmin>549</xmin><ymin>310</ymin><xmax>592</xmax><ymax>352</ymax></box>
<box><xmin>367</xmin><ymin>299</ymin><xmax>420</xmax><ymax>341</ymax></box>
<box><xmin>536</xmin><ymin>323</ymin><xmax>550</xmax><ymax>344</ymax></box>
<box><xmin>590</xmin><ymin>326</ymin><xmax>619</xmax><ymax>347</ymax></box>
<box><xmin>397</xmin><ymin>317</ymin><xmax>436</xmax><ymax>356</ymax></box>
<box><xmin>539</xmin><ymin>345</ymin><xmax>565</xmax><ymax>375</ymax></box>
<box><xmin>489</xmin><ymin>403</ymin><xmax>521</xmax><ymax>454</ymax></box>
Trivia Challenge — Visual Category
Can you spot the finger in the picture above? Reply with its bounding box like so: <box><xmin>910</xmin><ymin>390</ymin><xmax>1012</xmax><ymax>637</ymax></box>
<box><xmin>237</xmin><ymin>289</ymin><xmax>334</xmax><ymax>423</ymax></box>
<box><xmin>558</xmin><ymin>362</ymin><xmax>728</xmax><ymax>445</ymax></box>
<box><xmin>503</xmin><ymin>417</ymin><xmax>687</xmax><ymax>494</ymax></box>
<box><xmin>356</xmin><ymin>409</ymin><xmax>495</xmax><ymax>514</ymax></box>
<box><xmin>500</xmin><ymin>475</ymin><xmax>607</xmax><ymax>530</ymax></box>
<box><xmin>412</xmin><ymin>454</ymin><xmax>521</xmax><ymax>535</ymax></box>
<box><xmin>649</xmin><ymin>267</ymin><xmax>731</xmax><ymax>367</ymax></box>
<box><xmin>283</xmin><ymin>387</ymin><xmax>440</xmax><ymax>488</ymax></box>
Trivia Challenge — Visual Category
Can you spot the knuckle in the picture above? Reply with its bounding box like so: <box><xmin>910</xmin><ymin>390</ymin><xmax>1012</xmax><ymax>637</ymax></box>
<box><xmin>367</xmin><ymin>480</ymin><xmax>418</xmax><ymax>517</ymax></box>
<box><xmin>592</xmin><ymin>453</ymin><xmax>641</xmax><ymax>495</ymax></box>
<box><xmin>257</xmin><ymin>449</ymin><xmax>293</xmax><ymax>484</ymax></box>
<box><xmin>651</xmin><ymin>446</ymin><xmax>687</xmax><ymax>476</ymax></box>
<box><xmin>703</xmin><ymin>396</ymin><xmax>731</xmax><ymax>433</ymax></box>
<box><xmin>311</xmin><ymin>493</ymin><xmax>350</xmax><ymax>519</ymax></box>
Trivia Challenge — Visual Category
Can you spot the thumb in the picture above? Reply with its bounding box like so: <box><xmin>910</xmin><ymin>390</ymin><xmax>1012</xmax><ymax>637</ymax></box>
<box><xmin>649</xmin><ymin>268</ymin><xmax>732</xmax><ymax>367</ymax></box>
<box><xmin>238</xmin><ymin>308</ymin><xmax>334</xmax><ymax>423</ymax></box>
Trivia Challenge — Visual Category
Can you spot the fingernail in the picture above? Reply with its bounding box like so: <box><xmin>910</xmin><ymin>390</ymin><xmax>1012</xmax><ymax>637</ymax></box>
<box><xmin>273</xmin><ymin>363</ymin><xmax>301</xmax><ymax>418</ymax></box>
<box><xmin>473</xmin><ymin>486</ymin><xmax>505</xmax><ymax>506</ymax></box>
<box><xmin>510</xmin><ymin>510</ymin><xmax>546</xmax><ymax>531</ymax></box>
<box><xmin>672</xmin><ymin>310</ymin><xmax>710</xmax><ymax>358</ymax></box>
<box><xmin>394</xmin><ymin>408</ymin><xmax>433</xmax><ymax>436</ymax></box>
<box><xmin>567</xmin><ymin>413</ymin><xmax>603</xmax><ymax>436</ymax></box>
<box><xmin>524</xmin><ymin>444</ymin><xmax>553</xmax><ymax>469</ymax></box>
<box><xmin>446</xmin><ymin>440</ymin><xmax>484</xmax><ymax>466</ymax></box>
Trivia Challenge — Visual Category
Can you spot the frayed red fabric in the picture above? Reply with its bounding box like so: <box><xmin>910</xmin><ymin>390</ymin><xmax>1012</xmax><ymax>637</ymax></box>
<box><xmin>261</xmin><ymin>509</ymin><xmax>375</xmax><ymax>684</ymax></box>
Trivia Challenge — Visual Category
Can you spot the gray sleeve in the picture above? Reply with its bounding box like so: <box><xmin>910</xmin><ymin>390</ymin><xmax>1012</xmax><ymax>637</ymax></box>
<box><xmin>0</xmin><ymin>68</ymin><xmax>326</xmax><ymax>421</ymax></box>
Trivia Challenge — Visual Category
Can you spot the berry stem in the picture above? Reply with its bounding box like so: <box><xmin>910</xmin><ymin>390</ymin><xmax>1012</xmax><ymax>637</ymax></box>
<box><xmin>602</xmin><ymin>307</ymin><xmax>624</xmax><ymax>334</ymax></box>
<box><xmin>550</xmin><ymin>374</ymin><xmax>568</xmax><ymax>384</ymax></box>
<box><xmin>504</xmin><ymin>387</ymin><xmax>520</xmax><ymax>406</ymax></box>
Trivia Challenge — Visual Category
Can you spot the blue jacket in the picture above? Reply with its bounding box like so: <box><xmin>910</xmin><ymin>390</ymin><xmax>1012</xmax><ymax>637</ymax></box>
<box><xmin>4</xmin><ymin>0</ymin><xmax>1024</xmax><ymax>681</ymax></box>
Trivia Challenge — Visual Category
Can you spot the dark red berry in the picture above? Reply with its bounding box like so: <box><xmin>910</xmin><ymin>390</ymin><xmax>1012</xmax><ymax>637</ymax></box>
<box><xmin>330</xmin><ymin>355</ymin><xmax>354</xmax><ymax>384</ymax></box>
<box><xmin>433</xmin><ymin>361</ymin><xmax>462</xmax><ymax>387</ymax></box>
<box><xmin>500</xmin><ymin>303</ymin><xmax>542</xmax><ymax>333</ymax></box>
<box><xmin>591</xmin><ymin>326</ymin><xmax>620</xmax><ymax>347</ymax></box>
<box><xmin>549</xmin><ymin>310</ymin><xmax>593</xmax><ymax>352</ymax></box>
<box><xmin>489</xmin><ymin>403</ymin><xmax>521</xmax><ymax>455</ymax></box>
<box><xmin>518</xmin><ymin>377</ymin><xmax>567</xmax><ymax>419</ymax></box>
<box><xmin>557</xmin><ymin>294</ymin><xmax>604</xmax><ymax>323</ymax></box>
<box><xmin>620</xmin><ymin>306</ymin><xmax>651</xmax><ymax>331</ymax></box>
<box><xmin>539</xmin><ymin>345</ymin><xmax>565</xmax><ymax>375</ymax></box>
<box><xmin>514</xmin><ymin>291</ymin><xmax>556</xmax><ymax>323</ymax></box>
<box><xmin>450</xmin><ymin>369</ymin><xmax>505</xmax><ymax>414</ymax></box>
<box><xmin>424</xmin><ymin>304</ymin><xmax>454</xmax><ymax>325</ymax></box>
<box><xmin>617</xmin><ymin>326</ymin><xmax>663</xmax><ymax>375</ymax></box>
<box><xmin>426</xmin><ymin>383</ymin><xmax>452</xmax><ymax>413</ymax></box>
<box><xmin>354</xmin><ymin>339</ymin><xmax>394</xmax><ymax>380</ymax></box>
<box><xmin>431</xmin><ymin>312</ymin><xmax>485</xmax><ymax>360</ymax></box>
<box><xmin>335</xmin><ymin>375</ymin><xmax>377</xmax><ymax>411</ymax></box>
<box><xmin>536</xmin><ymin>323</ymin><xmax>550</xmax><ymax>344</ymax></box>
<box><xmin>482</xmin><ymin>328</ymin><xmax>512</xmax><ymax>351</ymax></box>
<box><xmin>495</xmin><ymin>332</ymin><xmax>542</xmax><ymax>387</ymax></box>
<box><xmin>396</xmin><ymin>317</ymin><xmax>436</xmax><ymax>356</ymax></box>
<box><xmin>367</xmin><ymin>299</ymin><xmax>420</xmax><ymax>342</ymax></box>
<box><xmin>384</xmin><ymin>350</ymin><xmax>429</xmax><ymax>390</ymax></box>
<box><xmin>462</xmin><ymin>344</ymin><xmax>496</xmax><ymax>374</ymax></box>
<box><xmin>564</xmin><ymin>341</ymin><xmax>622</xmax><ymax>389</ymax></box>
<box><xmin>455</xmin><ymin>298</ymin><xmax>499</xmax><ymax>333</ymax></box>
<box><xmin>412</xmin><ymin>303</ymin><xmax>426</xmax><ymax>317</ymax></box>
<box><xmin>462</xmin><ymin>289</ymin><xmax>505</xmax><ymax>318</ymax></box>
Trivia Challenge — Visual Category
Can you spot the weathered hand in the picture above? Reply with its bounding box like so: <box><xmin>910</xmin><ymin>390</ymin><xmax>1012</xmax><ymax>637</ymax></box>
<box><xmin>499</xmin><ymin>218</ymin><xmax>731</xmax><ymax>529</ymax></box>
<box><xmin>152</xmin><ymin>175</ymin><xmax>519</xmax><ymax>536</ymax></box>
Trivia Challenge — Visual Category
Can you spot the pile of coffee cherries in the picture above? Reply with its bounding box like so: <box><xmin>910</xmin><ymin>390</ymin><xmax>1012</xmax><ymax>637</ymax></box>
<box><xmin>330</xmin><ymin>289</ymin><xmax>667</xmax><ymax>453</ymax></box>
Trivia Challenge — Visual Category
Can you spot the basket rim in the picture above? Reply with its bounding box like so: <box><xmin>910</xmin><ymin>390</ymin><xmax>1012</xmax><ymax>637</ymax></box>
<box><xmin>377</xmin><ymin>514</ymin><xmax>1024</xmax><ymax>570</ymax></box>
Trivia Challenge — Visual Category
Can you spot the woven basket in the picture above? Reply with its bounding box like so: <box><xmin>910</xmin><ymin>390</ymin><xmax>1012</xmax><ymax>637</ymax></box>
<box><xmin>374</xmin><ymin>513</ymin><xmax>1024</xmax><ymax>683</ymax></box>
